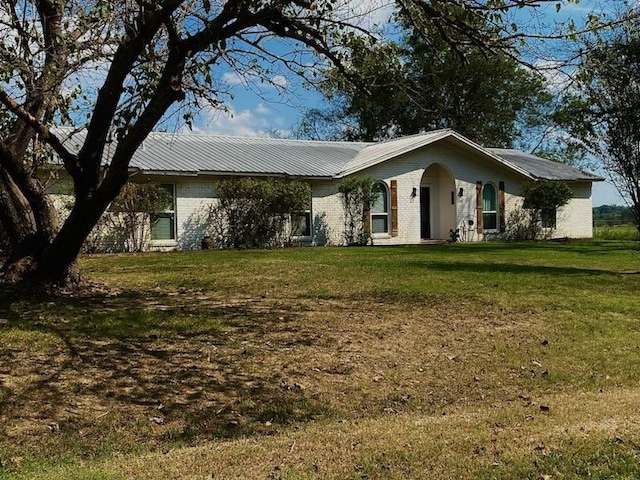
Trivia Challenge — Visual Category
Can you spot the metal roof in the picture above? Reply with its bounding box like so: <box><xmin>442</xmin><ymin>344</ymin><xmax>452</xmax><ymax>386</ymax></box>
<box><xmin>336</xmin><ymin>130</ymin><xmax>453</xmax><ymax>177</ymax></box>
<box><xmin>53</xmin><ymin>128</ymin><xmax>601</xmax><ymax>182</ymax></box>
<box><xmin>489</xmin><ymin>149</ymin><xmax>604</xmax><ymax>182</ymax></box>
<box><xmin>335</xmin><ymin>129</ymin><xmax>536</xmax><ymax>179</ymax></box>
<box><xmin>131</xmin><ymin>132</ymin><xmax>369</xmax><ymax>177</ymax></box>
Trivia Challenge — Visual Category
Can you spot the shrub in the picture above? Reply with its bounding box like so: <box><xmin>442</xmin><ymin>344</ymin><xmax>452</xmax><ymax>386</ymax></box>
<box><xmin>338</xmin><ymin>177</ymin><xmax>376</xmax><ymax>246</ymax></box>
<box><xmin>504</xmin><ymin>180</ymin><xmax>573</xmax><ymax>241</ymax></box>
<box><xmin>503</xmin><ymin>208</ymin><xmax>539</xmax><ymax>242</ymax></box>
<box><xmin>209</xmin><ymin>178</ymin><xmax>311</xmax><ymax>249</ymax></box>
<box><xmin>78</xmin><ymin>182</ymin><xmax>172</xmax><ymax>253</ymax></box>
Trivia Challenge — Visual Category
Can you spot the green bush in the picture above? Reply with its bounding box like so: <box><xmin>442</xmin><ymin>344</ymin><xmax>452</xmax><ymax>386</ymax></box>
<box><xmin>338</xmin><ymin>177</ymin><xmax>376</xmax><ymax>246</ymax></box>
<box><xmin>504</xmin><ymin>180</ymin><xmax>573</xmax><ymax>241</ymax></box>
<box><xmin>210</xmin><ymin>178</ymin><xmax>311</xmax><ymax>249</ymax></box>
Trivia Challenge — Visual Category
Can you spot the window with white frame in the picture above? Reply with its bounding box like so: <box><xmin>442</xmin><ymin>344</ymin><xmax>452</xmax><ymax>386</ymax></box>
<box><xmin>371</xmin><ymin>182</ymin><xmax>390</xmax><ymax>234</ymax></box>
<box><xmin>151</xmin><ymin>184</ymin><xmax>176</xmax><ymax>240</ymax></box>
<box><xmin>482</xmin><ymin>183</ymin><xmax>498</xmax><ymax>230</ymax></box>
<box><xmin>291</xmin><ymin>190</ymin><xmax>312</xmax><ymax>237</ymax></box>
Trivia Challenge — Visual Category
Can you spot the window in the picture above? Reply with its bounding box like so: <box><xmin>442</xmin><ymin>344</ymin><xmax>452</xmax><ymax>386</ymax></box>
<box><xmin>541</xmin><ymin>208</ymin><xmax>556</xmax><ymax>229</ymax></box>
<box><xmin>482</xmin><ymin>183</ymin><xmax>498</xmax><ymax>230</ymax></box>
<box><xmin>371</xmin><ymin>182</ymin><xmax>389</xmax><ymax>234</ymax></box>
<box><xmin>292</xmin><ymin>191</ymin><xmax>312</xmax><ymax>237</ymax></box>
<box><xmin>292</xmin><ymin>211</ymin><xmax>312</xmax><ymax>237</ymax></box>
<box><xmin>151</xmin><ymin>184</ymin><xmax>176</xmax><ymax>240</ymax></box>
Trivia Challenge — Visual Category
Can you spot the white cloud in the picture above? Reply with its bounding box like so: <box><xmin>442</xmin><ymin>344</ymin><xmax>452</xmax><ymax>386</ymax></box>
<box><xmin>332</xmin><ymin>0</ymin><xmax>395</xmax><ymax>33</ymax></box>
<box><xmin>190</xmin><ymin>104</ymin><xmax>290</xmax><ymax>138</ymax></box>
<box><xmin>222</xmin><ymin>71</ymin><xmax>248</xmax><ymax>87</ymax></box>
<box><xmin>532</xmin><ymin>59</ymin><xmax>575</xmax><ymax>93</ymax></box>
<box><xmin>271</xmin><ymin>75</ymin><xmax>289</xmax><ymax>89</ymax></box>
<box><xmin>255</xmin><ymin>103</ymin><xmax>270</xmax><ymax>115</ymax></box>
<box><xmin>222</xmin><ymin>70</ymin><xmax>291</xmax><ymax>91</ymax></box>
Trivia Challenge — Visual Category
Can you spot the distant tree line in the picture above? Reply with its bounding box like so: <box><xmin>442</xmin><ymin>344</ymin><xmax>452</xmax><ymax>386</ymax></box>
<box><xmin>593</xmin><ymin>205</ymin><xmax>635</xmax><ymax>226</ymax></box>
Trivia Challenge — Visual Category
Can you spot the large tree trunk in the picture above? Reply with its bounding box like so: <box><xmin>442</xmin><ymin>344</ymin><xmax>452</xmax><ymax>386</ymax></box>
<box><xmin>0</xmin><ymin>177</ymin><xmax>124</xmax><ymax>288</ymax></box>
<box><xmin>0</xmin><ymin>160</ymin><xmax>82</xmax><ymax>287</ymax></box>
<box><xmin>0</xmin><ymin>189</ymin><xmax>71</xmax><ymax>287</ymax></box>
<box><xmin>39</xmin><ymin>195</ymin><xmax>116</xmax><ymax>284</ymax></box>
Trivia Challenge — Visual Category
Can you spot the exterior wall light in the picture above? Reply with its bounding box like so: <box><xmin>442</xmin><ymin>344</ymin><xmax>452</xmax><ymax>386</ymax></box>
<box><xmin>411</xmin><ymin>187</ymin><xmax>417</xmax><ymax>198</ymax></box>
<box><xmin>458</xmin><ymin>187</ymin><xmax>464</xmax><ymax>197</ymax></box>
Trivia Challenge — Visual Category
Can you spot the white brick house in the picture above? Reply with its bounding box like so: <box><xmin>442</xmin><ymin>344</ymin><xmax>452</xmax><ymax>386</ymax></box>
<box><xmin>61</xmin><ymin>129</ymin><xmax>602</xmax><ymax>250</ymax></box>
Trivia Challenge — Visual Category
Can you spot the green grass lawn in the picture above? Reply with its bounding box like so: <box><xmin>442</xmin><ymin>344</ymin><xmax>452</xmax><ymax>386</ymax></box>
<box><xmin>1</xmin><ymin>240</ymin><xmax>640</xmax><ymax>479</ymax></box>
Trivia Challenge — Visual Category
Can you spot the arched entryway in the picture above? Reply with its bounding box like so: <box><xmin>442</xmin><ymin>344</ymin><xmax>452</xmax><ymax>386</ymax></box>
<box><xmin>420</xmin><ymin>163</ymin><xmax>456</xmax><ymax>240</ymax></box>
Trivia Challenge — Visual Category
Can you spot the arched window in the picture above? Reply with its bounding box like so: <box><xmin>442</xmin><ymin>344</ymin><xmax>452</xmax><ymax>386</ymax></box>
<box><xmin>482</xmin><ymin>183</ymin><xmax>497</xmax><ymax>230</ymax></box>
<box><xmin>371</xmin><ymin>182</ymin><xmax>389</xmax><ymax>234</ymax></box>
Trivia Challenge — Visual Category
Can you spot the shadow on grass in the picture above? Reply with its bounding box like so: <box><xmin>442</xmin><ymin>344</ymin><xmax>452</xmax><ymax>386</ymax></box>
<box><xmin>416</xmin><ymin>261</ymin><xmax>617</xmax><ymax>277</ymax></box>
<box><xmin>0</xmin><ymin>287</ymin><xmax>333</xmax><ymax>456</ymax></box>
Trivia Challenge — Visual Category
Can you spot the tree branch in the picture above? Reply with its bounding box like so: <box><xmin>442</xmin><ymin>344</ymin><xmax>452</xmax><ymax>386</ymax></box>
<box><xmin>0</xmin><ymin>87</ymin><xmax>80</xmax><ymax>180</ymax></box>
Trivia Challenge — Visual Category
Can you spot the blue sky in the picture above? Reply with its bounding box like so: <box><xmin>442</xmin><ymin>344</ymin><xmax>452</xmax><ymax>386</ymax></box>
<box><xmin>185</xmin><ymin>0</ymin><xmax>626</xmax><ymax>206</ymax></box>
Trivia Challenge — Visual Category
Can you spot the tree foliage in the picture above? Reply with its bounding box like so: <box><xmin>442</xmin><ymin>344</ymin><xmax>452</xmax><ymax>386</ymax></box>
<box><xmin>593</xmin><ymin>205</ymin><xmax>635</xmax><ymax>226</ymax></box>
<box><xmin>297</xmin><ymin>19</ymin><xmax>553</xmax><ymax>146</ymax></box>
<box><xmin>522</xmin><ymin>180</ymin><xmax>573</xmax><ymax>213</ymax></box>
<box><xmin>557</xmin><ymin>14</ymin><xmax>640</xmax><ymax>233</ymax></box>
<box><xmin>397</xmin><ymin>0</ymin><xmax>584</xmax><ymax>60</ymax></box>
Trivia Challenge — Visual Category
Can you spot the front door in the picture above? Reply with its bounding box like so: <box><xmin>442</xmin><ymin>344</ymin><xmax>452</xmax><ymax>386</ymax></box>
<box><xmin>420</xmin><ymin>186</ymin><xmax>431</xmax><ymax>239</ymax></box>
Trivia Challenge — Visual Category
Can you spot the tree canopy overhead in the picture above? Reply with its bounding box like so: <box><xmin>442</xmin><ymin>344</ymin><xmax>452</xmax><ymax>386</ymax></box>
<box><xmin>557</xmin><ymin>9</ymin><xmax>640</xmax><ymax>232</ymax></box>
<box><xmin>296</xmin><ymin>24</ymin><xmax>553</xmax><ymax>146</ymax></box>
<box><xmin>0</xmin><ymin>0</ymin><xmax>375</xmax><ymax>286</ymax></box>
<box><xmin>0</xmin><ymin>0</ymin><xmax>625</xmax><ymax>288</ymax></box>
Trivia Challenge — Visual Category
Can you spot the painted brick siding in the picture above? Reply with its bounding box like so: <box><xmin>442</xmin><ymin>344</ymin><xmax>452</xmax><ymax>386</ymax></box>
<box><xmin>174</xmin><ymin>179</ymin><xmax>218</xmax><ymax>250</ymax></box>
<box><xmin>552</xmin><ymin>182</ymin><xmax>594</xmax><ymax>238</ymax></box>
<box><xmin>145</xmin><ymin>144</ymin><xmax>595</xmax><ymax>249</ymax></box>
<box><xmin>307</xmin><ymin>142</ymin><xmax>595</xmax><ymax>245</ymax></box>
<box><xmin>310</xmin><ymin>180</ymin><xmax>344</xmax><ymax>246</ymax></box>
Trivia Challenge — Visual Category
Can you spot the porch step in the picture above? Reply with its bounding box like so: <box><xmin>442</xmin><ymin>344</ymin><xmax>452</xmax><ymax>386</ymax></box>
<box><xmin>419</xmin><ymin>239</ymin><xmax>449</xmax><ymax>245</ymax></box>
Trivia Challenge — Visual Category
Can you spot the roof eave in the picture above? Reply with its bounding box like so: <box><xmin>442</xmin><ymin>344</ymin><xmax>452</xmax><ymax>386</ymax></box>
<box><xmin>133</xmin><ymin>169</ymin><xmax>199</xmax><ymax>177</ymax></box>
<box><xmin>532</xmin><ymin>175</ymin><xmax>605</xmax><ymax>182</ymax></box>
<box><xmin>131</xmin><ymin>168</ymin><xmax>334</xmax><ymax>180</ymax></box>
<box><xmin>335</xmin><ymin>130</ymin><xmax>537</xmax><ymax>180</ymax></box>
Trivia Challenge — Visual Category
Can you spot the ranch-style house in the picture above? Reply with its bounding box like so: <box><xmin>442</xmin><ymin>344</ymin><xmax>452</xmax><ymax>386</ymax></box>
<box><xmin>54</xmin><ymin>128</ymin><xmax>602</xmax><ymax>250</ymax></box>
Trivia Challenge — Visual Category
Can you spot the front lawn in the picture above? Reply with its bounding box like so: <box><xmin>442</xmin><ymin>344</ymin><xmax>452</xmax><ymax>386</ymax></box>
<box><xmin>1</xmin><ymin>240</ymin><xmax>640</xmax><ymax>479</ymax></box>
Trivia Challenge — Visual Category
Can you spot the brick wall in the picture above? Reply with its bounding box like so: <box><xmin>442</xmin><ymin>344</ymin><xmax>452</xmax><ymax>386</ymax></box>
<box><xmin>174</xmin><ymin>180</ymin><xmax>218</xmax><ymax>250</ymax></box>
<box><xmin>308</xmin><ymin>142</ymin><xmax>594</xmax><ymax>245</ymax></box>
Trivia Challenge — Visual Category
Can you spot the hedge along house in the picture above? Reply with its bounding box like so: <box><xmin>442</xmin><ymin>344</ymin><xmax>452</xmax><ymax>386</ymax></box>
<box><xmin>56</xmin><ymin>128</ymin><xmax>602</xmax><ymax>250</ymax></box>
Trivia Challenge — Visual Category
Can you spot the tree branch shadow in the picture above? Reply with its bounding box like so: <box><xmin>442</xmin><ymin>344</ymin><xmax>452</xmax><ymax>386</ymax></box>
<box><xmin>0</xmin><ymin>288</ymin><xmax>332</xmax><ymax>455</ymax></box>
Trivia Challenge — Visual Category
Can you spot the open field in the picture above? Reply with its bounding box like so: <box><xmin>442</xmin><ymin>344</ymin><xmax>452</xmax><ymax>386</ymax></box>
<box><xmin>593</xmin><ymin>223</ymin><xmax>639</xmax><ymax>241</ymax></box>
<box><xmin>1</xmin><ymin>241</ymin><xmax>640</xmax><ymax>479</ymax></box>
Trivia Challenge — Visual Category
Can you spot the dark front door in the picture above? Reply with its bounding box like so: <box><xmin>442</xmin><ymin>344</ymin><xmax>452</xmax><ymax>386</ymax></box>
<box><xmin>420</xmin><ymin>186</ymin><xmax>431</xmax><ymax>239</ymax></box>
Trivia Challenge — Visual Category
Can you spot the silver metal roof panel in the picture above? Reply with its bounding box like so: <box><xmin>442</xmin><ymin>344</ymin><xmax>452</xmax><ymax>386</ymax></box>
<box><xmin>52</xmin><ymin>127</ymin><xmax>600</xmax><ymax>182</ymax></box>
<box><xmin>489</xmin><ymin>149</ymin><xmax>603</xmax><ymax>181</ymax></box>
<box><xmin>131</xmin><ymin>133</ymin><xmax>369</xmax><ymax>177</ymax></box>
